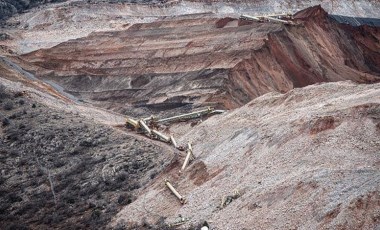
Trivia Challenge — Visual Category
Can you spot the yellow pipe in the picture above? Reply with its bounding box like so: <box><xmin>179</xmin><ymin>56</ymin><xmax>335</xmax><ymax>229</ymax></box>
<box><xmin>181</xmin><ymin>149</ymin><xmax>192</xmax><ymax>172</ymax></box>
<box><xmin>170</xmin><ymin>135</ymin><xmax>178</xmax><ymax>148</ymax></box>
<box><xmin>152</xmin><ymin>129</ymin><xmax>170</xmax><ymax>142</ymax></box>
<box><xmin>126</xmin><ymin>117</ymin><xmax>139</xmax><ymax>129</ymax></box>
<box><xmin>139</xmin><ymin>120</ymin><xmax>152</xmax><ymax>135</ymax></box>
<box><xmin>164</xmin><ymin>179</ymin><xmax>186</xmax><ymax>204</ymax></box>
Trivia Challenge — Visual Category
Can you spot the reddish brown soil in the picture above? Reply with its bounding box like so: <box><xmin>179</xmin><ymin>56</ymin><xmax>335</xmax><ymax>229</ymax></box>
<box><xmin>227</xmin><ymin>6</ymin><xmax>380</xmax><ymax>105</ymax></box>
<box><xmin>16</xmin><ymin>6</ymin><xmax>380</xmax><ymax>117</ymax></box>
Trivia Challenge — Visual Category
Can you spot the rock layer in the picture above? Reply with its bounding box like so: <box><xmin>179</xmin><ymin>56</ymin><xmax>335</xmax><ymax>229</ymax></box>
<box><xmin>20</xmin><ymin>6</ymin><xmax>380</xmax><ymax>116</ymax></box>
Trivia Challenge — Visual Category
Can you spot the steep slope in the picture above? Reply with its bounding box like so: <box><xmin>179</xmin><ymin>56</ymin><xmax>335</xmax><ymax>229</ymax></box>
<box><xmin>19</xmin><ymin>6</ymin><xmax>380</xmax><ymax>117</ymax></box>
<box><xmin>113</xmin><ymin>80</ymin><xmax>380</xmax><ymax>229</ymax></box>
<box><xmin>0</xmin><ymin>73</ymin><xmax>174</xmax><ymax>229</ymax></box>
<box><xmin>0</xmin><ymin>2</ymin><xmax>379</xmax><ymax>230</ymax></box>
<box><xmin>0</xmin><ymin>0</ymin><xmax>64</xmax><ymax>21</ymax></box>
<box><xmin>227</xmin><ymin>6</ymin><xmax>380</xmax><ymax>103</ymax></box>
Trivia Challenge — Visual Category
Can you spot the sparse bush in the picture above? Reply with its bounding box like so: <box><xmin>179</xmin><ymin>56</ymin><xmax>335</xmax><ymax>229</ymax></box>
<box><xmin>115</xmin><ymin>221</ymin><xmax>126</xmax><ymax>230</ymax></box>
<box><xmin>5</xmin><ymin>223</ymin><xmax>29</xmax><ymax>230</ymax></box>
<box><xmin>53</xmin><ymin>159</ymin><xmax>66</xmax><ymax>168</ymax></box>
<box><xmin>3</xmin><ymin>101</ymin><xmax>14</xmax><ymax>110</ymax></box>
<box><xmin>18</xmin><ymin>158</ymin><xmax>28</xmax><ymax>166</ymax></box>
<box><xmin>129</xmin><ymin>181</ymin><xmax>141</xmax><ymax>191</ymax></box>
<box><xmin>6</xmin><ymin>129</ymin><xmax>19</xmax><ymax>142</ymax></box>
<box><xmin>19</xmin><ymin>99</ymin><xmax>25</xmax><ymax>105</ymax></box>
<box><xmin>14</xmin><ymin>91</ymin><xmax>23</xmax><ymax>97</ymax></box>
<box><xmin>64</xmin><ymin>194</ymin><xmax>76</xmax><ymax>204</ymax></box>
<box><xmin>0</xmin><ymin>176</ymin><xmax>5</xmax><ymax>185</ymax></box>
<box><xmin>80</xmin><ymin>138</ymin><xmax>96</xmax><ymax>147</ymax></box>
<box><xmin>0</xmin><ymin>84</ymin><xmax>8</xmax><ymax>99</ymax></box>
<box><xmin>91</xmin><ymin>209</ymin><xmax>101</xmax><ymax>219</ymax></box>
<box><xmin>0</xmin><ymin>33</ymin><xmax>10</xmax><ymax>41</ymax></box>
<box><xmin>116</xmin><ymin>172</ymin><xmax>127</xmax><ymax>182</ymax></box>
<box><xmin>117</xmin><ymin>194</ymin><xmax>133</xmax><ymax>205</ymax></box>
<box><xmin>105</xmin><ymin>180</ymin><xmax>123</xmax><ymax>191</ymax></box>
<box><xmin>79</xmin><ymin>184</ymin><xmax>98</xmax><ymax>197</ymax></box>
<box><xmin>8</xmin><ymin>193</ymin><xmax>22</xmax><ymax>203</ymax></box>
<box><xmin>2</xmin><ymin>117</ymin><xmax>10</xmax><ymax>126</ymax></box>
<box><xmin>149</xmin><ymin>170</ymin><xmax>158</xmax><ymax>179</ymax></box>
<box><xmin>9</xmin><ymin>111</ymin><xmax>24</xmax><ymax>119</ymax></box>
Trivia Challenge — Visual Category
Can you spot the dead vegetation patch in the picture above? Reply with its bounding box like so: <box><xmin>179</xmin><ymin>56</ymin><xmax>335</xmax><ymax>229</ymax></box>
<box><xmin>0</xmin><ymin>84</ymin><xmax>170</xmax><ymax>229</ymax></box>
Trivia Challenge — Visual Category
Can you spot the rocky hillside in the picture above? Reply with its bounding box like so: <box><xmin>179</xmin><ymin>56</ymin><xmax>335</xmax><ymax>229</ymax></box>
<box><xmin>0</xmin><ymin>79</ymin><xmax>174</xmax><ymax>229</ymax></box>
<box><xmin>0</xmin><ymin>0</ymin><xmax>64</xmax><ymax>21</ymax></box>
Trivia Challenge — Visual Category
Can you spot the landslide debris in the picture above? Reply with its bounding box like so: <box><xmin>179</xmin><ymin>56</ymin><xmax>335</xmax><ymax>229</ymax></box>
<box><xmin>0</xmin><ymin>83</ymin><xmax>172</xmax><ymax>229</ymax></box>
<box><xmin>18</xmin><ymin>6</ymin><xmax>380</xmax><ymax>117</ymax></box>
<box><xmin>0</xmin><ymin>3</ymin><xmax>379</xmax><ymax>230</ymax></box>
<box><xmin>114</xmin><ymin>81</ymin><xmax>380</xmax><ymax>229</ymax></box>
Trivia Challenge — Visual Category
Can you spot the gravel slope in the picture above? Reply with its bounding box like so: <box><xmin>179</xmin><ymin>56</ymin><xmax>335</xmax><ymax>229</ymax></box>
<box><xmin>113</xmin><ymin>81</ymin><xmax>380</xmax><ymax>229</ymax></box>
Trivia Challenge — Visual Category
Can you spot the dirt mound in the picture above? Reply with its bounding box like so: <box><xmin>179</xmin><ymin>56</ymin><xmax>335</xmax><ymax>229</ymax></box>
<box><xmin>113</xmin><ymin>81</ymin><xmax>380</xmax><ymax>229</ymax></box>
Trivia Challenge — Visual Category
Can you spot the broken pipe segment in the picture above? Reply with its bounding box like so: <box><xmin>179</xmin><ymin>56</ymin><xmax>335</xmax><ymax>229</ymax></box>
<box><xmin>164</xmin><ymin>179</ymin><xmax>186</xmax><ymax>204</ymax></box>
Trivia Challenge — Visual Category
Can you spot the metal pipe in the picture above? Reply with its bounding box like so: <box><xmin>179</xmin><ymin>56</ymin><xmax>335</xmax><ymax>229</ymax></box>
<box><xmin>181</xmin><ymin>149</ymin><xmax>192</xmax><ymax>172</ymax></box>
<box><xmin>263</xmin><ymin>16</ymin><xmax>293</xmax><ymax>24</ymax></box>
<box><xmin>165</xmin><ymin>179</ymin><xmax>186</xmax><ymax>204</ymax></box>
<box><xmin>142</xmin><ymin>108</ymin><xmax>225</xmax><ymax>125</ymax></box>
<box><xmin>126</xmin><ymin>117</ymin><xmax>139</xmax><ymax>129</ymax></box>
<box><xmin>262</xmin><ymin>13</ymin><xmax>288</xmax><ymax>17</ymax></box>
<box><xmin>170</xmin><ymin>135</ymin><xmax>178</xmax><ymax>148</ymax></box>
<box><xmin>139</xmin><ymin>120</ymin><xmax>151</xmax><ymax>135</ymax></box>
<box><xmin>212</xmin><ymin>109</ymin><xmax>226</xmax><ymax>114</ymax></box>
<box><xmin>142</xmin><ymin>115</ymin><xmax>156</xmax><ymax>122</ymax></box>
<box><xmin>157</xmin><ymin>107</ymin><xmax>214</xmax><ymax>123</ymax></box>
<box><xmin>188</xmin><ymin>142</ymin><xmax>193</xmax><ymax>152</ymax></box>
<box><xmin>240</xmin><ymin>15</ymin><xmax>261</xmax><ymax>21</ymax></box>
<box><xmin>187</xmin><ymin>142</ymin><xmax>195</xmax><ymax>160</ymax></box>
<box><xmin>151</xmin><ymin>129</ymin><xmax>171</xmax><ymax>142</ymax></box>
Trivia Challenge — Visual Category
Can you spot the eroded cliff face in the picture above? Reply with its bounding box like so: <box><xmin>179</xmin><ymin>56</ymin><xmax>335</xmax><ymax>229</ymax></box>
<box><xmin>227</xmin><ymin>6</ymin><xmax>380</xmax><ymax>105</ymax></box>
<box><xmin>18</xmin><ymin>6</ymin><xmax>380</xmax><ymax>116</ymax></box>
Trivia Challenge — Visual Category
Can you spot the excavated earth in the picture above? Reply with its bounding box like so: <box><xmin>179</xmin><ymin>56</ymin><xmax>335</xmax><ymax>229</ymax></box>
<box><xmin>12</xmin><ymin>6</ymin><xmax>380</xmax><ymax>118</ymax></box>
<box><xmin>0</xmin><ymin>1</ymin><xmax>379</xmax><ymax>230</ymax></box>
